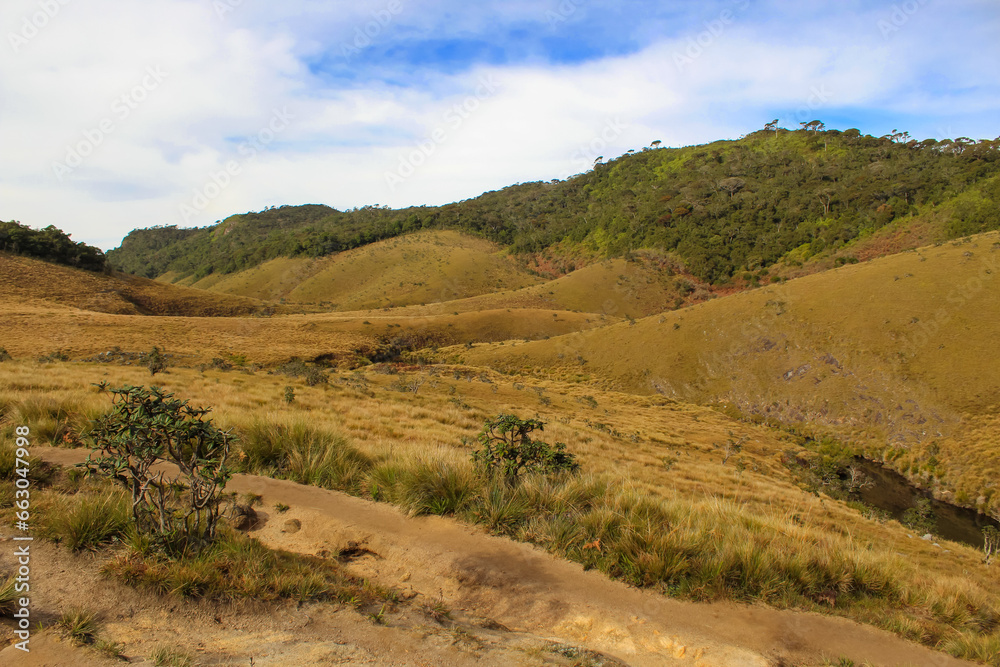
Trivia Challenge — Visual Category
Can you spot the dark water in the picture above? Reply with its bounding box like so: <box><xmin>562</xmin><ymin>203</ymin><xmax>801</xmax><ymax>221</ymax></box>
<box><xmin>851</xmin><ymin>458</ymin><xmax>1000</xmax><ymax>549</ymax></box>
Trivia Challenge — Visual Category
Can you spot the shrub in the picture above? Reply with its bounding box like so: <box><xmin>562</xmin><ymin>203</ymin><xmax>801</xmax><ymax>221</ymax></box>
<box><xmin>283</xmin><ymin>386</ymin><xmax>295</xmax><ymax>404</ymax></box>
<box><xmin>85</xmin><ymin>384</ymin><xmax>234</xmax><ymax>556</ymax></box>
<box><xmin>984</xmin><ymin>526</ymin><xmax>999</xmax><ymax>564</ymax></box>
<box><xmin>902</xmin><ymin>497</ymin><xmax>936</xmax><ymax>535</ymax></box>
<box><xmin>147</xmin><ymin>346</ymin><xmax>166</xmax><ymax>376</ymax></box>
<box><xmin>470</xmin><ymin>414</ymin><xmax>578</xmax><ymax>484</ymax></box>
<box><xmin>0</xmin><ymin>348</ymin><xmax>11</xmax><ymax>362</ymax></box>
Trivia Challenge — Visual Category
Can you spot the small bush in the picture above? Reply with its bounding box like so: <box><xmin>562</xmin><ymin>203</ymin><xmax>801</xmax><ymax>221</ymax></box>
<box><xmin>147</xmin><ymin>346</ymin><xmax>166</xmax><ymax>376</ymax></box>
<box><xmin>470</xmin><ymin>414</ymin><xmax>578</xmax><ymax>484</ymax></box>
<box><xmin>0</xmin><ymin>348</ymin><xmax>11</xmax><ymax>362</ymax></box>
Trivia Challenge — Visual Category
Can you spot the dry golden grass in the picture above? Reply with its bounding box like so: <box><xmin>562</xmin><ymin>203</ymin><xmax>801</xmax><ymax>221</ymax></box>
<box><xmin>0</xmin><ymin>253</ymin><xmax>264</xmax><ymax>316</ymax></box>
<box><xmin>174</xmin><ymin>230</ymin><xmax>543</xmax><ymax>309</ymax></box>
<box><xmin>2</xmin><ymin>358</ymin><xmax>999</xmax><ymax>660</ymax></box>
<box><xmin>464</xmin><ymin>231</ymin><xmax>1000</xmax><ymax>517</ymax></box>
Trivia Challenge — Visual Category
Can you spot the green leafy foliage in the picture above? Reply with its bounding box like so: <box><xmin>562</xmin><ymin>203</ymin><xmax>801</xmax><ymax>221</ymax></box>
<box><xmin>85</xmin><ymin>384</ymin><xmax>234</xmax><ymax>556</ymax></box>
<box><xmin>0</xmin><ymin>220</ymin><xmax>106</xmax><ymax>271</ymax></box>
<box><xmin>107</xmin><ymin>129</ymin><xmax>1000</xmax><ymax>284</ymax></box>
<box><xmin>902</xmin><ymin>497</ymin><xmax>937</xmax><ymax>535</ymax></box>
<box><xmin>470</xmin><ymin>414</ymin><xmax>578</xmax><ymax>484</ymax></box>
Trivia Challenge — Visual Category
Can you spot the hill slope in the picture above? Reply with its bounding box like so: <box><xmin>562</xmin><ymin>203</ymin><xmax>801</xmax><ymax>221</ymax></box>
<box><xmin>163</xmin><ymin>230</ymin><xmax>544</xmax><ymax>310</ymax></box>
<box><xmin>462</xmin><ymin>231</ymin><xmax>1000</xmax><ymax>517</ymax></box>
<box><xmin>0</xmin><ymin>252</ymin><xmax>266</xmax><ymax>316</ymax></box>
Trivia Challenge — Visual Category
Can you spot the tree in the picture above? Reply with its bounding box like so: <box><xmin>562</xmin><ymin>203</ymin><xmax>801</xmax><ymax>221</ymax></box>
<box><xmin>800</xmin><ymin>120</ymin><xmax>825</xmax><ymax>134</ymax></box>
<box><xmin>650</xmin><ymin>140</ymin><xmax>663</xmax><ymax>149</ymax></box>
<box><xmin>147</xmin><ymin>346</ymin><xmax>165</xmax><ymax>377</ymax></box>
<box><xmin>763</xmin><ymin>119</ymin><xmax>779</xmax><ymax>137</ymax></box>
<box><xmin>984</xmin><ymin>526</ymin><xmax>999</xmax><ymax>565</ymax></box>
<box><xmin>470</xmin><ymin>414</ymin><xmax>578</xmax><ymax>484</ymax></box>
<box><xmin>85</xmin><ymin>384</ymin><xmax>234</xmax><ymax>556</ymax></box>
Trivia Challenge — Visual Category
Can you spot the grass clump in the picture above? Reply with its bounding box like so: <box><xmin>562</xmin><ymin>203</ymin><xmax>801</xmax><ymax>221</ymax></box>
<box><xmin>151</xmin><ymin>646</ymin><xmax>197</xmax><ymax>666</ymax></box>
<box><xmin>237</xmin><ymin>420</ymin><xmax>372</xmax><ymax>492</ymax></box>
<box><xmin>42</xmin><ymin>485</ymin><xmax>131</xmax><ymax>551</ymax></box>
<box><xmin>58</xmin><ymin>607</ymin><xmax>97</xmax><ymax>645</ymax></box>
<box><xmin>0</xmin><ymin>574</ymin><xmax>18</xmax><ymax>616</ymax></box>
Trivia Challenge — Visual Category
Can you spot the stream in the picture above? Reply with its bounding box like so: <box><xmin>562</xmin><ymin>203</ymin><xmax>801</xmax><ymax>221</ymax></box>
<box><xmin>851</xmin><ymin>458</ymin><xmax>1000</xmax><ymax>549</ymax></box>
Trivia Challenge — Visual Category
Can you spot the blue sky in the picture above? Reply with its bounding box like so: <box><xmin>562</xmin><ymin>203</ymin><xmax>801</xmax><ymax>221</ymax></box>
<box><xmin>1</xmin><ymin>0</ymin><xmax>998</xmax><ymax>250</ymax></box>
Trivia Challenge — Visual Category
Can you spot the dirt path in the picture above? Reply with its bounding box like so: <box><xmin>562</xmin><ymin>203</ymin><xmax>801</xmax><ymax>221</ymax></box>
<box><xmin>19</xmin><ymin>447</ymin><xmax>978</xmax><ymax>667</ymax></box>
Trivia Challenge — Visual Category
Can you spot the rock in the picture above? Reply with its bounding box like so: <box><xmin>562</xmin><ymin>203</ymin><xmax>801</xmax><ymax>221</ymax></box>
<box><xmin>921</xmin><ymin>533</ymin><xmax>933</xmax><ymax>541</ymax></box>
<box><xmin>283</xmin><ymin>518</ymin><xmax>302</xmax><ymax>534</ymax></box>
<box><xmin>227</xmin><ymin>504</ymin><xmax>257</xmax><ymax>531</ymax></box>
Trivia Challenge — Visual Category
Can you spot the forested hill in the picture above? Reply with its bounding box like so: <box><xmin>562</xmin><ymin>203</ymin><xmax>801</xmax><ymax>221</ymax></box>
<box><xmin>0</xmin><ymin>220</ymin><xmax>107</xmax><ymax>272</ymax></box>
<box><xmin>108</xmin><ymin>127</ymin><xmax>1000</xmax><ymax>283</ymax></box>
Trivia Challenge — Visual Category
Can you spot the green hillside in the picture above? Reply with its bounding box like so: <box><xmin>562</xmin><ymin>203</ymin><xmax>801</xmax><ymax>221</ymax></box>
<box><xmin>107</xmin><ymin>128</ymin><xmax>1000</xmax><ymax>286</ymax></box>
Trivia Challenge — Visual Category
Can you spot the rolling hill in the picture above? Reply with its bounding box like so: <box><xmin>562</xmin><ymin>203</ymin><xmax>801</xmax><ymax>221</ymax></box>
<box><xmin>461</xmin><ymin>230</ymin><xmax>1000</xmax><ymax>518</ymax></box>
<box><xmin>0</xmin><ymin>252</ymin><xmax>266</xmax><ymax>317</ymax></box>
<box><xmin>160</xmin><ymin>230</ymin><xmax>544</xmax><ymax>310</ymax></box>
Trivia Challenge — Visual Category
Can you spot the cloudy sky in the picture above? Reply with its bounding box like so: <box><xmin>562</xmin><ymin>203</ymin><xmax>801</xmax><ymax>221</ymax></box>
<box><xmin>1</xmin><ymin>0</ymin><xmax>998</xmax><ymax>250</ymax></box>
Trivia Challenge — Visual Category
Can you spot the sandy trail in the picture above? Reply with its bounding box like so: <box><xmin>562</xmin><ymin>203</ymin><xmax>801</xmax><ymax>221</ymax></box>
<box><xmin>28</xmin><ymin>447</ymin><xmax>976</xmax><ymax>667</ymax></box>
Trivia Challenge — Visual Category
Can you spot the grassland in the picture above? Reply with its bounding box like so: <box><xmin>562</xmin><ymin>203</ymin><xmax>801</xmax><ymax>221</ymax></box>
<box><xmin>464</xmin><ymin>231</ymin><xmax>1000</xmax><ymax>520</ymax></box>
<box><xmin>1</xmin><ymin>358</ymin><xmax>999</xmax><ymax>663</ymax></box>
<box><xmin>5</xmin><ymin>225</ymin><xmax>1000</xmax><ymax>663</ymax></box>
<box><xmin>166</xmin><ymin>230</ymin><xmax>545</xmax><ymax>310</ymax></box>
<box><xmin>0</xmin><ymin>252</ymin><xmax>267</xmax><ymax>316</ymax></box>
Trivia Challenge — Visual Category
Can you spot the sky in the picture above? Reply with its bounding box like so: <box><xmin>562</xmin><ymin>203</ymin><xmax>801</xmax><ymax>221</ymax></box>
<box><xmin>1</xmin><ymin>0</ymin><xmax>998</xmax><ymax>251</ymax></box>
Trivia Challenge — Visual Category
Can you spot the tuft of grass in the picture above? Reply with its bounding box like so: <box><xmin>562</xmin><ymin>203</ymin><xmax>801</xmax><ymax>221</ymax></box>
<box><xmin>237</xmin><ymin>420</ymin><xmax>373</xmax><ymax>492</ymax></box>
<box><xmin>58</xmin><ymin>607</ymin><xmax>97</xmax><ymax>645</ymax></box>
<box><xmin>397</xmin><ymin>461</ymin><xmax>476</xmax><ymax>516</ymax></box>
<box><xmin>0</xmin><ymin>574</ymin><xmax>18</xmax><ymax>616</ymax></box>
<box><xmin>42</xmin><ymin>485</ymin><xmax>131</xmax><ymax>551</ymax></box>
<box><xmin>150</xmin><ymin>646</ymin><xmax>197</xmax><ymax>667</ymax></box>
<box><xmin>95</xmin><ymin>637</ymin><xmax>126</xmax><ymax>660</ymax></box>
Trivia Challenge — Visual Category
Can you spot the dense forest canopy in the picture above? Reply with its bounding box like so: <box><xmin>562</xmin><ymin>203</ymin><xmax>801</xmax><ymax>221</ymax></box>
<box><xmin>0</xmin><ymin>220</ymin><xmax>107</xmax><ymax>272</ymax></box>
<box><xmin>107</xmin><ymin>127</ymin><xmax>1000</xmax><ymax>283</ymax></box>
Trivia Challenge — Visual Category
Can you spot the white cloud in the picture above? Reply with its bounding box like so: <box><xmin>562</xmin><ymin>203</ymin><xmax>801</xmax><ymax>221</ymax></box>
<box><xmin>0</xmin><ymin>0</ymin><xmax>997</xmax><ymax>250</ymax></box>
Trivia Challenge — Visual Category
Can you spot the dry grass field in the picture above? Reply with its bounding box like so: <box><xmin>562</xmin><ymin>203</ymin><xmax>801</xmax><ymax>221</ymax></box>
<box><xmin>464</xmin><ymin>231</ymin><xmax>1000</xmax><ymax>520</ymax></box>
<box><xmin>3</xmin><ymin>230</ymin><xmax>1000</xmax><ymax>665</ymax></box>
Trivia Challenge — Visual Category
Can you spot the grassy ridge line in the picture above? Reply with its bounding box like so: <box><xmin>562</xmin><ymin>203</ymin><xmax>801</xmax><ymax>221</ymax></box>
<box><xmin>464</xmin><ymin>231</ymin><xmax>1000</xmax><ymax>518</ymax></box>
<box><xmin>107</xmin><ymin>130</ymin><xmax>1000</xmax><ymax>287</ymax></box>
